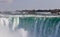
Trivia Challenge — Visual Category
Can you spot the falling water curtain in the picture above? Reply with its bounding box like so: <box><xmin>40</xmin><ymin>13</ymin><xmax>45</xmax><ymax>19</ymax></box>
<box><xmin>0</xmin><ymin>17</ymin><xmax>60</xmax><ymax>37</ymax></box>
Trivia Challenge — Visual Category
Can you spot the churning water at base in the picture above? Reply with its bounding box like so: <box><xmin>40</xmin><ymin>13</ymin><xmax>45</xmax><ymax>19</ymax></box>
<box><xmin>0</xmin><ymin>17</ymin><xmax>60</xmax><ymax>37</ymax></box>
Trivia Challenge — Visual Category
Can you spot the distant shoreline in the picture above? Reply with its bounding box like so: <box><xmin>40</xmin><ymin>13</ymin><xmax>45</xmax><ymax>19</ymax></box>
<box><xmin>0</xmin><ymin>9</ymin><xmax>60</xmax><ymax>15</ymax></box>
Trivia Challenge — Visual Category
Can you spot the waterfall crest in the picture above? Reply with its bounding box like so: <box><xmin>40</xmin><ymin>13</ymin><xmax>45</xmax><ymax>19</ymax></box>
<box><xmin>0</xmin><ymin>17</ymin><xmax>60</xmax><ymax>37</ymax></box>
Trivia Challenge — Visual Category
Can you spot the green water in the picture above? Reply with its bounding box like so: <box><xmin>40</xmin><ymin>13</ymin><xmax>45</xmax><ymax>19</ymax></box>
<box><xmin>8</xmin><ymin>17</ymin><xmax>60</xmax><ymax>37</ymax></box>
<box><xmin>0</xmin><ymin>17</ymin><xmax>60</xmax><ymax>37</ymax></box>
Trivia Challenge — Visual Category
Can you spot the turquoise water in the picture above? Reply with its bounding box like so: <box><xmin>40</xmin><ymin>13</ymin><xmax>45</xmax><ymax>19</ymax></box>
<box><xmin>0</xmin><ymin>17</ymin><xmax>60</xmax><ymax>37</ymax></box>
<box><xmin>9</xmin><ymin>17</ymin><xmax>60</xmax><ymax>37</ymax></box>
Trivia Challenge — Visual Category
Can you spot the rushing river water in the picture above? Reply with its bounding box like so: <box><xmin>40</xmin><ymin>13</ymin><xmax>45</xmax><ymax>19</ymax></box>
<box><xmin>0</xmin><ymin>16</ymin><xmax>60</xmax><ymax>37</ymax></box>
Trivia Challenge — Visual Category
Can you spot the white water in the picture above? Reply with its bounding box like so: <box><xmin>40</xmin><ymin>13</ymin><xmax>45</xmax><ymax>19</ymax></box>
<box><xmin>0</xmin><ymin>18</ymin><xmax>28</xmax><ymax>37</ymax></box>
<box><xmin>0</xmin><ymin>17</ymin><xmax>60</xmax><ymax>37</ymax></box>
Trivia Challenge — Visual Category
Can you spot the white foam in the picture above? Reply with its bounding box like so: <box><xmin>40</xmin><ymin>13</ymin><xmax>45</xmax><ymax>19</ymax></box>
<box><xmin>0</xmin><ymin>18</ymin><xmax>28</xmax><ymax>37</ymax></box>
<box><xmin>0</xmin><ymin>15</ymin><xmax>60</xmax><ymax>17</ymax></box>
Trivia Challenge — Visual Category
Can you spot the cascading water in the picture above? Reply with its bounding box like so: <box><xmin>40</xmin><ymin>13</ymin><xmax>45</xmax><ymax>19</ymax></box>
<box><xmin>0</xmin><ymin>16</ymin><xmax>60</xmax><ymax>37</ymax></box>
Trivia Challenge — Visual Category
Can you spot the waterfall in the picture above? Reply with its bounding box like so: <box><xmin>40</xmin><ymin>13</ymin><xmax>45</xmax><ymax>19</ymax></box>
<box><xmin>0</xmin><ymin>17</ymin><xmax>28</xmax><ymax>37</ymax></box>
<box><xmin>0</xmin><ymin>17</ymin><xmax>60</xmax><ymax>37</ymax></box>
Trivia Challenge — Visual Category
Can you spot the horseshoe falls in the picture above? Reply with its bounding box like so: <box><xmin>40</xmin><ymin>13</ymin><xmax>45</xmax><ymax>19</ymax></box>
<box><xmin>0</xmin><ymin>16</ymin><xmax>60</xmax><ymax>37</ymax></box>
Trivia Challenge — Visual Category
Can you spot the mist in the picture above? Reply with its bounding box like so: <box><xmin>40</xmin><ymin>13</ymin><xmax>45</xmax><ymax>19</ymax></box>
<box><xmin>0</xmin><ymin>18</ymin><xmax>28</xmax><ymax>37</ymax></box>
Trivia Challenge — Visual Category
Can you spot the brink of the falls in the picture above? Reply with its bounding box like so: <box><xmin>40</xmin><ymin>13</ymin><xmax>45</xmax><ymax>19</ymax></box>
<box><xmin>0</xmin><ymin>17</ymin><xmax>60</xmax><ymax>37</ymax></box>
